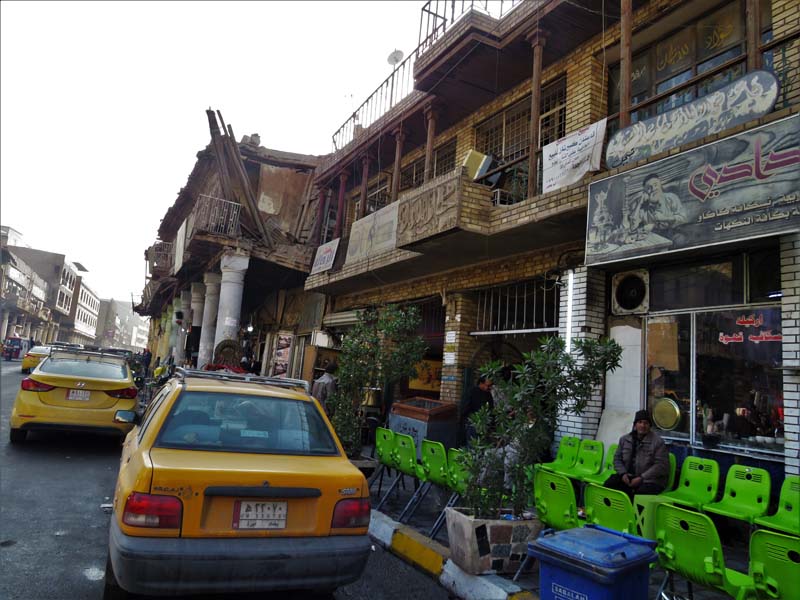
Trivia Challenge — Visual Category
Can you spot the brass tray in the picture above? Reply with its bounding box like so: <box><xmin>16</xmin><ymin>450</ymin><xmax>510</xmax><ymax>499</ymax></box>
<box><xmin>653</xmin><ymin>397</ymin><xmax>681</xmax><ymax>431</ymax></box>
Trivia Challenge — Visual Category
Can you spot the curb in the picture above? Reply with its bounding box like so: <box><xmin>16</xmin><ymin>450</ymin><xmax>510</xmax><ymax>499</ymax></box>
<box><xmin>368</xmin><ymin>510</ymin><xmax>538</xmax><ymax>600</ymax></box>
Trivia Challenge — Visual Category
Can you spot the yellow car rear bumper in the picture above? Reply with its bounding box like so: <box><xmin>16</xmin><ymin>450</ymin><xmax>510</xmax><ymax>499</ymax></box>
<box><xmin>11</xmin><ymin>391</ymin><xmax>135</xmax><ymax>435</ymax></box>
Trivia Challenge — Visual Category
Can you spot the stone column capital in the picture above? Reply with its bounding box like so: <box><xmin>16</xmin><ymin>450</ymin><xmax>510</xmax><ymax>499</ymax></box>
<box><xmin>190</xmin><ymin>281</ymin><xmax>206</xmax><ymax>299</ymax></box>
<box><xmin>423</xmin><ymin>101</ymin><xmax>441</xmax><ymax>121</ymax></box>
<box><xmin>338</xmin><ymin>171</ymin><xmax>349</xmax><ymax>183</ymax></box>
<box><xmin>220</xmin><ymin>252</ymin><xmax>250</xmax><ymax>275</ymax></box>
<box><xmin>392</xmin><ymin>126</ymin><xmax>405</xmax><ymax>141</ymax></box>
<box><xmin>203</xmin><ymin>272</ymin><xmax>222</xmax><ymax>286</ymax></box>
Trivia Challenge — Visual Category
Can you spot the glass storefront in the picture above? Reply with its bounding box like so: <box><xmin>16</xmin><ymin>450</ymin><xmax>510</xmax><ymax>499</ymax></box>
<box><xmin>643</xmin><ymin>248</ymin><xmax>784</xmax><ymax>455</ymax></box>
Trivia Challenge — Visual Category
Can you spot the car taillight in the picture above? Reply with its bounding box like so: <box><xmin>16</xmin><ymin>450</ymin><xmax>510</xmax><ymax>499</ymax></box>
<box><xmin>21</xmin><ymin>378</ymin><xmax>55</xmax><ymax>392</ymax></box>
<box><xmin>107</xmin><ymin>387</ymin><xmax>138</xmax><ymax>399</ymax></box>
<box><xmin>122</xmin><ymin>492</ymin><xmax>182</xmax><ymax>528</ymax></box>
<box><xmin>24</xmin><ymin>353</ymin><xmax>32</xmax><ymax>358</ymax></box>
<box><xmin>331</xmin><ymin>498</ymin><xmax>370</xmax><ymax>528</ymax></box>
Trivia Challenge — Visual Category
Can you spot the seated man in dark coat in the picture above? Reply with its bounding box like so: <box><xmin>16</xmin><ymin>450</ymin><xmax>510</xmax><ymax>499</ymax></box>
<box><xmin>604</xmin><ymin>409</ymin><xmax>669</xmax><ymax>499</ymax></box>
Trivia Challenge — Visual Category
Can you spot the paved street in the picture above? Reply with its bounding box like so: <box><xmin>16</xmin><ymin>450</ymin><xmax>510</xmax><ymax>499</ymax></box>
<box><xmin>0</xmin><ymin>361</ymin><xmax>451</xmax><ymax>600</ymax></box>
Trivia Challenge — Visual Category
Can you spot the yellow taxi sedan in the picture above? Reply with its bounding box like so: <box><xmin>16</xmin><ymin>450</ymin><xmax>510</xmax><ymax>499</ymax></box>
<box><xmin>9</xmin><ymin>349</ymin><xmax>138</xmax><ymax>443</ymax></box>
<box><xmin>21</xmin><ymin>345</ymin><xmax>51</xmax><ymax>374</ymax></box>
<box><xmin>105</xmin><ymin>368</ymin><xmax>371</xmax><ymax>598</ymax></box>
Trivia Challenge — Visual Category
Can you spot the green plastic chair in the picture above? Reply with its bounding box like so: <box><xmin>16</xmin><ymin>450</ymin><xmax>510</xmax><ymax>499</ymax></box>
<box><xmin>534</xmin><ymin>467</ymin><xmax>580</xmax><ymax>531</ymax></box>
<box><xmin>703</xmin><ymin>465</ymin><xmax>771</xmax><ymax>524</ymax></box>
<box><xmin>666</xmin><ymin>452</ymin><xmax>677</xmax><ymax>491</ymax></box>
<box><xmin>430</xmin><ymin>447</ymin><xmax>470</xmax><ymax>538</ymax></box>
<box><xmin>375</xmin><ymin>432</ymin><xmax>418</xmax><ymax>511</ymax></box>
<box><xmin>584</xmin><ymin>483</ymin><xmax>636</xmax><ymax>534</ymax></box>
<box><xmin>659</xmin><ymin>456</ymin><xmax>720</xmax><ymax>510</ymax></box>
<box><xmin>370</xmin><ymin>427</ymin><xmax>396</xmax><ymax>495</ymax></box>
<box><xmin>581</xmin><ymin>443</ymin><xmax>618</xmax><ymax>485</ymax></box>
<box><xmin>754</xmin><ymin>475</ymin><xmax>800</xmax><ymax>536</ymax></box>
<box><xmin>555</xmin><ymin>439</ymin><xmax>604</xmax><ymax>480</ymax></box>
<box><xmin>749</xmin><ymin>529</ymin><xmax>800</xmax><ymax>599</ymax></box>
<box><xmin>654</xmin><ymin>503</ymin><xmax>755</xmax><ymax>600</ymax></box>
<box><xmin>539</xmin><ymin>436</ymin><xmax>580</xmax><ymax>473</ymax></box>
<box><xmin>398</xmin><ymin>439</ymin><xmax>449</xmax><ymax>523</ymax></box>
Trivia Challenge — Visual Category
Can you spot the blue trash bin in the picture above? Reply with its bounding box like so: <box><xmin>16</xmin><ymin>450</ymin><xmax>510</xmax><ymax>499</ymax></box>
<box><xmin>528</xmin><ymin>524</ymin><xmax>657</xmax><ymax>600</ymax></box>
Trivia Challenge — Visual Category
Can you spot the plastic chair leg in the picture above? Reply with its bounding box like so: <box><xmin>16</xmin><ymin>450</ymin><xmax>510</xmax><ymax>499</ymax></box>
<box><xmin>375</xmin><ymin>473</ymin><xmax>403</xmax><ymax>511</ymax></box>
<box><xmin>513</xmin><ymin>555</ymin><xmax>536</xmax><ymax>582</ymax></box>
<box><xmin>429</xmin><ymin>491</ymin><xmax>459</xmax><ymax>539</ymax></box>
<box><xmin>398</xmin><ymin>481</ymin><xmax>431</xmax><ymax>523</ymax></box>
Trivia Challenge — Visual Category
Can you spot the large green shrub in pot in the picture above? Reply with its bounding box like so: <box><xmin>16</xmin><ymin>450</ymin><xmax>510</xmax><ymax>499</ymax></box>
<box><xmin>461</xmin><ymin>336</ymin><xmax>622</xmax><ymax>517</ymax></box>
<box><xmin>329</xmin><ymin>304</ymin><xmax>427</xmax><ymax>457</ymax></box>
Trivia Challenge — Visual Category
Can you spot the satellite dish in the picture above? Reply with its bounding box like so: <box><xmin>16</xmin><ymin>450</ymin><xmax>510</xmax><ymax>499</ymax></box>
<box><xmin>387</xmin><ymin>49</ymin><xmax>404</xmax><ymax>67</ymax></box>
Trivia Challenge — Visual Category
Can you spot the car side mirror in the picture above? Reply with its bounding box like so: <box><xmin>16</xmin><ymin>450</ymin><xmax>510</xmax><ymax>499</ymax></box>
<box><xmin>114</xmin><ymin>410</ymin><xmax>141</xmax><ymax>426</ymax></box>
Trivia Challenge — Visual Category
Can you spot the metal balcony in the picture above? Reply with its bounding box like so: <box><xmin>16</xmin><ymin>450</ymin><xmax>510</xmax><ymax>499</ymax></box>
<box><xmin>146</xmin><ymin>241</ymin><xmax>174</xmax><ymax>277</ymax></box>
<box><xmin>187</xmin><ymin>195</ymin><xmax>241</xmax><ymax>239</ymax></box>
<box><xmin>417</xmin><ymin>0</ymin><xmax>524</xmax><ymax>57</ymax></box>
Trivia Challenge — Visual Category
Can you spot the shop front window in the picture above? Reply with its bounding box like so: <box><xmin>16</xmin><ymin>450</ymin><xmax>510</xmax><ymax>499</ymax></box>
<box><xmin>646</xmin><ymin>306</ymin><xmax>784</xmax><ymax>454</ymax></box>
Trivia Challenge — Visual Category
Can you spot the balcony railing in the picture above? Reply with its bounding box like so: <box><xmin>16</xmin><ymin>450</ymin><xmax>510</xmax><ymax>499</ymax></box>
<box><xmin>187</xmin><ymin>194</ymin><xmax>241</xmax><ymax>239</ymax></box>
<box><xmin>417</xmin><ymin>0</ymin><xmax>524</xmax><ymax>57</ymax></box>
<box><xmin>330</xmin><ymin>46</ymin><xmax>418</xmax><ymax>156</ymax></box>
<box><xmin>147</xmin><ymin>241</ymin><xmax>174</xmax><ymax>276</ymax></box>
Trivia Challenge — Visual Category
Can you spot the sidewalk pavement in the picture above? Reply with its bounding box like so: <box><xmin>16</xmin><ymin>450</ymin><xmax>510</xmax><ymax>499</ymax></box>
<box><xmin>367</xmin><ymin>468</ymin><xmax>743</xmax><ymax>600</ymax></box>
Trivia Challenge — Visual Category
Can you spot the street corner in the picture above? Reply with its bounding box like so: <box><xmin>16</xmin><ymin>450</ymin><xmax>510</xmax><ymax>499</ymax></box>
<box><xmin>391</xmin><ymin>524</ymin><xmax>449</xmax><ymax>577</ymax></box>
<box><xmin>439</xmin><ymin>559</ymin><xmax>536</xmax><ymax>600</ymax></box>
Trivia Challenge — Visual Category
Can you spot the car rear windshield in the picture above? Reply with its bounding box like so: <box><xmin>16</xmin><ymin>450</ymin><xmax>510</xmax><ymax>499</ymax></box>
<box><xmin>156</xmin><ymin>391</ymin><xmax>339</xmax><ymax>456</ymax></box>
<box><xmin>38</xmin><ymin>358</ymin><xmax>128</xmax><ymax>380</ymax></box>
<box><xmin>29</xmin><ymin>346</ymin><xmax>50</xmax><ymax>354</ymax></box>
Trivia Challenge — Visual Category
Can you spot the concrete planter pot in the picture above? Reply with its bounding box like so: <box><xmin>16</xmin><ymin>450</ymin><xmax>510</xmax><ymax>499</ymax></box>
<box><xmin>444</xmin><ymin>506</ymin><xmax>542</xmax><ymax>575</ymax></box>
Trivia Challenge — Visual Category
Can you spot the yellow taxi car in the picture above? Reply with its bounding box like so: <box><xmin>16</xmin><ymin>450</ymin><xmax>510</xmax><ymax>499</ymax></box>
<box><xmin>10</xmin><ymin>349</ymin><xmax>139</xmax><ymax>443</ymax></box>
<box><xmin>104</xmin><ymin>368</ymin><xmax>371</xmax><ymax>598</ymax></box>
<box><xmin>21</xmin><ymin>345</ymin><xmax>51</xmax><ymax>374</ymax></box>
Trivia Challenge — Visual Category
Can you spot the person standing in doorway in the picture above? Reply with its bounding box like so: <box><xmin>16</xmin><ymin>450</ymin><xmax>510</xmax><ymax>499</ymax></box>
<box><xmin>462</xmin><ymin>375</ymin><xmax>494</xmax><ymax>444</ymax></box>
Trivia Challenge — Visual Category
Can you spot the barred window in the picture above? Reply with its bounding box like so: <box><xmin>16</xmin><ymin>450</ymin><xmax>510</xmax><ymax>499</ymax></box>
<box><xmin>434</xmin><ymin>139</ymin><xmax>457</xmax><ymax>177</ymax></box>
<box><xmin>540</xmin><ymin>76</ymin><xmax>567</xmax><ymax>146</ymax></box>
<box><xmin>476</xmin><ymin>98</ymin><xmax>530</xmax><ymax>163</ymax></box>
<box><xmin>400</xmin><ymin>157</ymin><xmax>425</xmax><ymax>191</ymax></box>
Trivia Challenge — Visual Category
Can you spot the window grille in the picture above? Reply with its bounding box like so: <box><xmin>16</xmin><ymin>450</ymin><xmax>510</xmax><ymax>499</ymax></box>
<box><xmin>357</xmin><ymin>177</ymin><xmax>390</xmax><ymax>217</ymax></box>
<box><xmin>476</xmin><ymin>97</ymin><xmax>531</xmax><ymax>163</ymax></box>
<box><xmin>434</xmin><ymin>139</ymin><xmax>457</xmax><ymax>176</ymax></box>
<box><xmin>474</xmin><ymin>276</ymin><xmax>560</xmax><ymax>334</ymax></box>
<box><xmin>399</xmin><ymin>138</ymin><xmax>459</xmax><ymax>192</ymax></box>
<box><xmin>400</xmin><ymin>157</ymin><xmax>425</xmax><ymax>191</ymax></box>
<box><xmin>540</xmin><ymin>77</ymin><xmax>567</xmax><ymax>146</ymax></box>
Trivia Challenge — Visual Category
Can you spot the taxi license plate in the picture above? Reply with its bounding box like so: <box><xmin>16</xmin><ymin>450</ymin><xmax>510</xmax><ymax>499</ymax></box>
<box><xmin>233</xmin><ymin>500</ymin><xmax>287</xmax><ymax>530</ymax></box>
<box><xmin>67</xmin><ymin>389</ymin><xmax>91</xmax><ymax>401</ymax></box>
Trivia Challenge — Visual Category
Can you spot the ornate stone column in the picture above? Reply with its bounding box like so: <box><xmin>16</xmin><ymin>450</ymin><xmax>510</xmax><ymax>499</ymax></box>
<box><xmin>190</xmin><ymin>282</ymin><xmax>205</xmax><ymax>328</ymax></box>
<box><xmin>197</xmin><ymin>272</ymin><xmax>221</xmax><ymax>368</ymax></box>
<box><xmin>213</xmin><ymin>251</ymin><xmax>250</xmax><ymax>351</ymax></box>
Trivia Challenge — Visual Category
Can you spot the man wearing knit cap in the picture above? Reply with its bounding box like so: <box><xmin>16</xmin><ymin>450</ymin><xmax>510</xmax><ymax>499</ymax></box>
<box><xmin>604</xmin><ymin>409</ymin><xmax>669</xmax><ymax>499</ymax></box>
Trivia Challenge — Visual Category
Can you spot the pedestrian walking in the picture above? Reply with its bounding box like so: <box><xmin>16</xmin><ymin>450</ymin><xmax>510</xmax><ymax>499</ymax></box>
<box><xmin>311</xmin><ymin>362</ymin><xmax>338</xmax><ymax>414</ymax></box>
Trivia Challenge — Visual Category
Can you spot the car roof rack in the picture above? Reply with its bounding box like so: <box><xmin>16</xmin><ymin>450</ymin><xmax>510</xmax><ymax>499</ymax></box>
<box><xmin>173</xmin><ymin>367</ymin><xmax>310</xmax><ymax>393</ymax></box>
<box><xmin>48</xmin><ymin>348</ymin><xmax>130</xmax><ymax>361</ymax></box>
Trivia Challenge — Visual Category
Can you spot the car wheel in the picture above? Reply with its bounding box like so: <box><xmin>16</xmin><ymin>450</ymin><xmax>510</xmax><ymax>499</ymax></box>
<box><xmin>103</xmin><ymin>555</ymin><xmax>130</xmax><ymax>600</ymax></box>
<box><xmin>9</xmin><ymin>429</ymin><xmax>26</xmax><ymax>444</ymax></box>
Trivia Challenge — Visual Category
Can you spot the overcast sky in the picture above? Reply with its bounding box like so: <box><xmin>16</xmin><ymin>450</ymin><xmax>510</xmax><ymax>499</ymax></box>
<box><xmin>1</xmin><ymin>1</ymin><xmax>421</xmax><ymax>302</ymax></box>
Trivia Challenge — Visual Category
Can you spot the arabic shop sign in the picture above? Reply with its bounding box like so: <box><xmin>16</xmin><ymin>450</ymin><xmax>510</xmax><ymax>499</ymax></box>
<box><xmin>606</xmin><ymin>70</ymin><xmax>779</xmax><ymax>169</ymax></box>
<box><xmin>719</xmin><ymin>312</ymin><xmax>782</xmax><ymax>346</ymax></box>
<box><xmin>309</xmin><ymin>238</ymin><xmax>339</xmax><ymax>275</ymax></box>
<box><xmin>586</xmin><ymin>114</ymin><xmax>800</xmax><ymax>266</ymax></box>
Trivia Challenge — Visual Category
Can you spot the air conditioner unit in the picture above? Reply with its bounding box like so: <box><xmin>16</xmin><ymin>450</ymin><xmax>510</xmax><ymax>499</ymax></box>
<box><xmin>611</xmin><ymin>269</ymin><xmax>650</xmax><ymax>315</ymax></box>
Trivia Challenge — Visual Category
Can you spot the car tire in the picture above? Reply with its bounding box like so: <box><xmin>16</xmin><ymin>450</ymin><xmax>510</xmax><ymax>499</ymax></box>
<box><xmin>103</xmin><ymin>555</ymin><xmax>130</xmax><ymax>600</ymax></box>
<box><xmin>9</xmin><ymin>428</ymin><xmax>26</xmax><ymax>444</ymax></box>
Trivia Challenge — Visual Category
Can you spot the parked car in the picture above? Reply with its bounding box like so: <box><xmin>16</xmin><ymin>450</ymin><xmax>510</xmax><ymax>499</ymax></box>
<box><xmin>9</xmin><ymin>349</ymin><xmax>138</xmax><ymax>443</ymax></box>
<box><xmin>104</xmin><ymin>368</ymin><xmax>371</xmax><ymax>599</ymax></box>
<box><xmin>21</xmin><ymin>345</ymin><xmax>51</xmax><ymax>373</ymax></box>
<box><xmin>3</xmin><ymin>337</ymin><xmax>29</xmax><ymax>360</ymax></box>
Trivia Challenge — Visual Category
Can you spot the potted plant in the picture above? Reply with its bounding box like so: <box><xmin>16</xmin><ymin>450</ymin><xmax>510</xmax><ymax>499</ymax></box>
<box><xmin>328</xmin><ymin>304</ymin><xmax>427</xmax><ymax>458</ymax></box>
<box><xmin>446</xmin><ymin>336</ymin><xmax>622</xmax><ymax>574</ymax></box>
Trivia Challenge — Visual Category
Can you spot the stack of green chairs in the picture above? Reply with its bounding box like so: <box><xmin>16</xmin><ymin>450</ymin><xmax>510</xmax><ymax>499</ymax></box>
<box><xmin>754</xmin><ymin>475</ymin><xmax>800</xmax><ymax>536</ymax></box>
<box><xmin>539</xmin><ymin>436</ymin><xmax>580</xmax><ymax>474</ymax></box>
<box><xmin>703</xmin><ymin>465</ymin><xmax>771</xmax><ymax>525</ymax></box>
<box><xmin>581</xmin><ymin>443</ymin><xmax>618</xmax><ymax>486</ymax></box>
<box><xmin>659</xmin><ymin>456</ymin><xmax>719</xmax><ymax>509</ymax></box>
<box><xmin>375</xmin><ymin>432</ymin><xmax>418</xmax><ymax>511</ymax></box>
<box><xmin>584</xmin><ymin>483</ymin><xmax>636</xmax><ymax>534</ymax></box>
<box><xmin>534</xmin><ymin>467</ymin><xmax>580</xmax><ymax>530</ymax></box>
<box><xmin>370</xmin><ymin>427</ymin><xmax>396</xmax><ymax>496</ymax></box>
<box><xmin>749</xmin><ymin>529</ymin><xmax>800</xmax><ymax>599</ymax></box>
<box><xmin>398</xmin><ymin>439</ymin><xmax>449</xmax><ymax>523</ymax></box>
<box><xmin>555</xmin><ymin>439</ymin><xmax>604</xmax><ymax>481</ymax></box>
<box><xmin>429</xmin><ymin>447</ymin><xmax>470</xmax><ymax>538</ymax></box>
<box><xmin>654</xmin><ymin>503</ymin><xmax>754</xmax><ymax>600</ymax></box>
